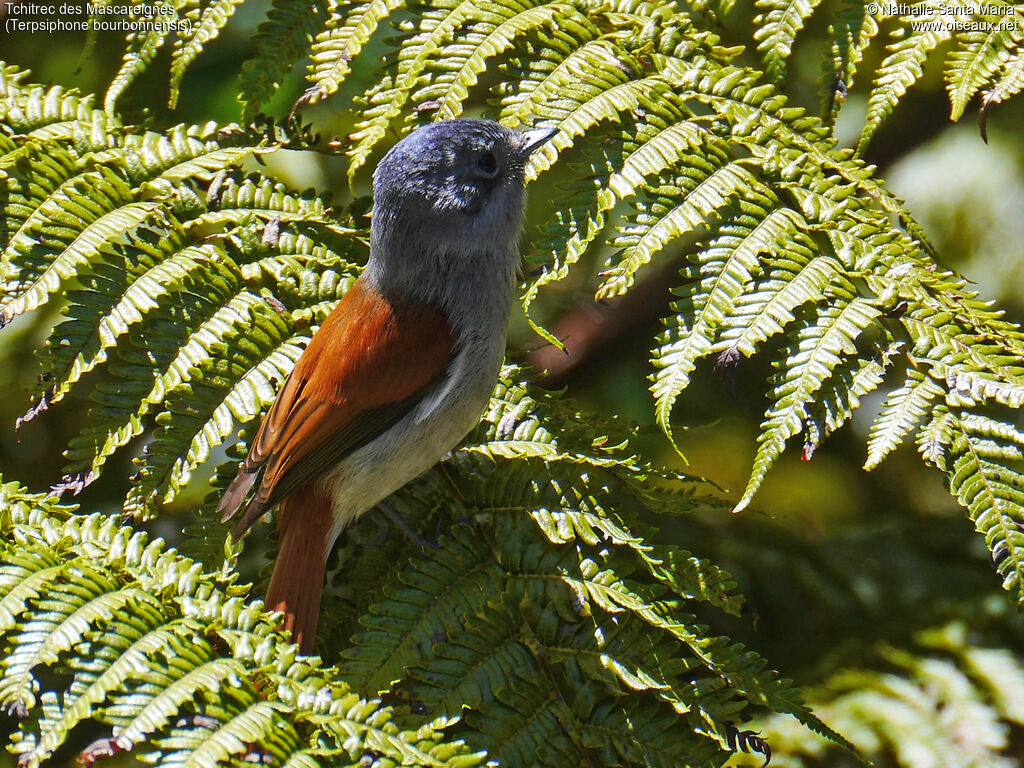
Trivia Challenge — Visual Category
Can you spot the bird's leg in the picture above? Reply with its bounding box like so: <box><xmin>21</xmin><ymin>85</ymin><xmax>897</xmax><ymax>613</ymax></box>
<box><xmin>437</xmin><ymin>462</ymin><xmax>467</xmax><ymax>502</ymax></box>
<box><xmin>378</xmin><ymin>501</ymin><xmax>441</xmax><ymax>548</ymax></box>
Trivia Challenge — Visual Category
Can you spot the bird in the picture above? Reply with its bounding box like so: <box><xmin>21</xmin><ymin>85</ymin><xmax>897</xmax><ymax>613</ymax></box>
<box><xmin>218</xmin><ymin>119</ymin><xmax>557</xmax><ymax>654</ymax></box>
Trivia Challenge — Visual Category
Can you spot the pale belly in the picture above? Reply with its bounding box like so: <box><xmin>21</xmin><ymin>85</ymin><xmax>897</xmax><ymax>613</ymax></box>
<box><xmin>316</xmin><ymin>347</ymin><xmax>501</xmax><ymax>544</ymax></box>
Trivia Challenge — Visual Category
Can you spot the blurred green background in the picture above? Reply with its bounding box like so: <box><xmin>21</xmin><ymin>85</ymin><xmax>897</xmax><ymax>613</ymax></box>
<box><xmin>2</xmin><ymin>1</ymin><xmax>1024</xmax><ymax>765</ymax></box>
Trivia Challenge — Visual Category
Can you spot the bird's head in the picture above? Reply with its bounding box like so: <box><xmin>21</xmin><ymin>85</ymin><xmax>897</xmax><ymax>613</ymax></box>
<box><xmin>369</xmin><ymin>119</ymin><xmax>556</xmax><ymax>282</ymax></box>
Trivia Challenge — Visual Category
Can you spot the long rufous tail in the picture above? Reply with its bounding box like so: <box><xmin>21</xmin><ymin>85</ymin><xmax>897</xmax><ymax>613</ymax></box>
<box><xmin>263</xmin><ymin>484</ymin><xmax>333</xmax><ymax>655</ymax></box>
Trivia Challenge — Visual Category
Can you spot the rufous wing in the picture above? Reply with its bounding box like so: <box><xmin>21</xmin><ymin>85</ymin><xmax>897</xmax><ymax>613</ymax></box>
<box><xmin>218</xmin><ymin>276</ymin><xmax>455</xmax><ymax>537</ymax></box>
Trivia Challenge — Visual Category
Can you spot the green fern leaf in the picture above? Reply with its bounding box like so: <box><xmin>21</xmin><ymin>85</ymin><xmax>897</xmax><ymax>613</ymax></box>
<box><xmin>169</xmin><ymin>0</ymin><xmax>245</xmax><ymax>109</ymax></box>
<box><xmin>111</xmin><ymin>657</ymin><xmax>247</xmax><ymax>751</ymax></box>
<box><xmin>104</xmin><ymin>25</ymin><xmax>167</xmax><ymax>115</ymax></box>
<box><xmin>3</xmin><ymin>81</ymin><xmax>118</xmax><ymax>138</ymax></box>
<box><xmin>0</xmin><ymin>165</ymin><xmax>158</xmax><ymax>324</ymax></box>
<box><xmin>0</xmin><ymin>482</ymin><xmax>483</xmax><ymax>767</ymax></box>
<box><xmin>753</xmin><ymin>0</ymin><xmax>825</xmax><ymax>81</ymax></box>
<box><xmin>756</xmin><ymin>621</ymin><xmax>1024</xmax><ymax>767</ymax></box>
<box><xmin>39</xmin><ymin>229</ymin><xmax>197</xmax><ymax>412</ymax></box>
<box><xmin>600</xmin><ymin>153</ymin><xmax>758</xmax><ymax>299</ymax></box>
<box><xmin>22</xmin><ymin>617</ymin><xmax>199</xmax><ymax>765</ymax></box>
<box><xmin>240</xmin><ymin>0</ymin><xmax>329</xmax><ymax>118</ymax></box>
<box><xmin>304</xmin><ymin>0</ymin><xmax>404</xmax><ymax>106</ymax></box>
<box><xmin>0</xmin><ymin>146</ymin><xmax>82</xmax><ymax>272</ymax></box>
<box><xmin>0</xmin><ymin>62</ymin><xmax>31</xmax><ymax>98</ymax></box>
<box><xmin>412</xmin><ymin>0</ymin><xmax>580</xmax><ymax>120</ymax></box>
<box><xmin>803</xmin><ymin>339</ymin><xmax>897</xmax><ymax>458</ymax></box>
<box><xmin>946</xmin><ymin>11</ymin><xmax>1024</xmax><ymax>120</ymax></box>
<box><xmin>650</xmin><ymin>204</ymin><xmax>801</xmax><ymax>434</ymax></box>
<box><xmin>822</xmin><ymin>0</ymin><xmax>886</xmax><ymax>124</ymax></box>
<box><xmin>859</xmin><ymin>15</ymin><xmax>951</xmax><ymax>155</ymax></box>
<box><xmin>63</xmin><ymin>255</ymin><xmax>355</xmax><ymax>490</ymax></box>
<box><xmin>345</xmin><ymin>0</ymin><xmax>485</xmax><ymax>176</ymax></box>
<box><xmin>0</xmin><ymin>566</ymin><xmax>144</xmax><ymax>716</ymax></box>
<box><xmin>717</xmin><ymin>244</ymin><xmax>839</xmax><ymax>359</ymax></box>
<box><xmin>125</xmin><ymin>305</ymin><xmax>306</xmax><ymax>517</ymax></box>
<box><xmin>865</xmin><ymin>366</ymin><xmax>945</xmax><ymax>470</ymax></box>
<box><xmin>497</xmin><ymin>20</ymin><xmax>601</xmax><ymax>124</ymax></box>
<box><xmin>0</xmin><ymin>553</ymin><xmax>63</xmax><ymax>638</ymax></box>
<box><xmin>980</xmin><ymin>44</ymin><xmax>1024</xmax><ymax>139</ymax></box>
<box><xmin>948</xmin><ymin>413</ymin><xmax>1024</xmax><ymax>605</ymax></box>
<box><xmin>736</xmin><ymin>294</ymin><xmax>881</xmax><ymax>512</ymax></box>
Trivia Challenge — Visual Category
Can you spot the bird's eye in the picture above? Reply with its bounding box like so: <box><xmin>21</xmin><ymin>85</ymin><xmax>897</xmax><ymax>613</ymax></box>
<box><xmin>476</xmin><ymin>152</ymin><xmax>499</xmax><ymax>177</ymax></box>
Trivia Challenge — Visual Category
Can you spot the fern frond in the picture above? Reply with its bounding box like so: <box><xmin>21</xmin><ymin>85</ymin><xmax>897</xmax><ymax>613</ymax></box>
<box><xmin>715</xmin><ymin>240</ymin><xmax>838</xmax><ymax>359</ymax></box>
<box><xmin>240</xmin><ymin>0</ymin><xmax>330</xmax><ymax>118</ymax></box>
<box><xmin>347</xmin><ymin>0</ymin><xmax>576</xmax><ymax>177</ymax></box>
<box><xmin>980</xmin><ymin>44</ymin><xmax>1024</xmax><ymax>118</ymax></box>
<box><xmin>124</xmin><ymin>306</ymin><xmax>303</xmax><ymax>517</ymax></box>
<box><xmin>345</xmin><ymin>0</ymin><xmax>485</xmax><ymax>175</ymax></box>
<box><xmin>38</xmin><ymin>227</ymin><xmax>195</xmax><ymax>410</ymax></box>
<box><xmin>736</xmin><ymin>293</ymin><xmax>881</xmax><ymax>512</ymax></box>
<box><xmin>498</xmin><ymin>21</ymin><xmax>603</xmax><ymax>125</ymax></box>
<box><xmin>0</xmin><ymin>145</ymin><xmax>82</xmax><ymax>274</ymax></box>
<box><xmin>104</xmin><ymin>24</ymin><xmax>167</xmax><ymax>115</ymax></box>
<box><xmin>948</xmin><ymin>413</ymin><xmax>1024</xmax><ymax>605</ymax></box>
<box><xmin>865</xmin><ymin>366</ymin><xmax>945</xmax><ymax>469</ymax></box>
<box><xmin>5</xmin><ymin>4</ymin><xmax>1024</xmax><ymax>757</ymax></box>
<box><xmin>0</xmin><ymin>80</ymin><xmax>117</xmax><ymax>139</ymax></box>
<box><xmin>822</xmin><ymin>0</ymin><xmax>886</xmax><ymax>124</ymax></box>
<box><xmin>169</xmin><ymin>0</ymin><xmax>245</xmax><ymax>108</ymax></box>
<box><xmin>0</xmin><ymin>116</ymin><xmax>277</xmax><ymax>329</ymax></box>
<box><xmin>0</xmin><ymin>72</ymin><xmax>356</xmax><ymax>502</ymax></box>
<box><xmin>946</xmin><ymin>10</ymin><xmax>1024</xmax><ymax>120</ymax></box>
<box><xmin>859</xmin><ymin>11</ymin><xmax>951</xmax><ymax>155</ymax></box>
<box><xmin>802</xmin><ymin>338</ymin><xmax>897</xmax><ymax>458</ymax></box>
<box><xmin>412</xmin><ymin>0</ymin><xmax>582</xmax><ymax>121</ymax></box>
<box><xmin>756</xmin><ymin>621</ymin><xmax>1024</xmax><ymax>767</ymax></box>
<box><xmin>649</xmin><ymin>201</ymin><xmax>807</xmax><ymax>436</ymax></box>
<box><xmin>304</xmin><ymin>0</ymin><xmax>404</xmax><ymax>106</ymax></box>
<box><xmin>0</xmin><ymin>480</ymin><xmax>483</xmax><ymax>768</ymax></box>
<box><xmin>0</xmin><ymin>62</ymin><xmax>31</xmax><ymax>98</ymax></box>
<box><xmin>42</xmin><ymin>192</ymin><xmax>336</xmax><ymax>421</ymax></box>
<box><xmin>600</xmin><ymin>150</ymin><xmax>758</xmax><ymax>299</ymax></box>
<box><xmin>753</xmin><ymin>0</ymin><xmax>825</xmax><ymax>81</ymax></box>
<box><xmin>0</xmin><ymin>164</ymin><xmax>158</xmax><ymax>323</ymax></box>
<box><xmin>312</xmin><ymin>369</ymin><xmax>847</xmax><ymax>763</ymax></box>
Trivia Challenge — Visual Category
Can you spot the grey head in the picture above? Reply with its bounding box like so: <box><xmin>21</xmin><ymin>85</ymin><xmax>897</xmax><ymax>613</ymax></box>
<box><xmin>368</xmin><ymin>119</ymin><xmax>556</xmax><ymax>292</ymax></box>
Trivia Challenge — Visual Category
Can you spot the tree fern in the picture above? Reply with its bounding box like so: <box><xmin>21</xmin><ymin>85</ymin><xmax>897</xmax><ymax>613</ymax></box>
<box><xmin>169</xmin><ymin>0</ymin><xmax>246</xmax><ymax>108</ymax></box>
<box><xmin>322</xmin><ymin>374</ymin><xmax>851</xmax><ymax>761</ymax></box>
<box><xmin>1</xmin><ymin>57</ymin><xmax>853</xmax><ymax>765</ymax></box>
<box><xmin>821</xmin><ymin>0</ymin><xmax>886</xmax><ymax>124</ymax></box>
<box><xmin>754</xmin><ymin>620</ymin><xmax>1024</xmax><ymax>767</ymax></box>
<box><xmin>240</xmin><ymin>0</ymin><xmax>330</xmax><ymax>118</ymax></box>
<box><xmin>0</xmin><ymin>480</ymin><xmax>484</xmax><ymax>768</ymax></box>
<box><xmin>4</xmin><ymin>0</ymin><xmax>1023</xmax><ymax>593</ymax></box>
<box><xmin>104</xmin><ymin>23</ymin><xmax>167</xmax><ymax>115</ymax></box>
<box><xmin>0</xmin><ymin>376</ymin><xmax>848</xmax><ymax>766</ymax></box>
<box><xmin>303</xmin><ymin>0</ymin><xmax>405</xmax><ymax>106</ymax></box>
<box><xmin>4</xmin><ymin>0</ymin><xmax>1024</xmax><ymax>760</ymax></box>
<box><xmin>346</xmin><ymin>0</ymin><xmax>574</xmax><ymax>178</ymax></box>
<box><xmin>858</xmin><ymin>6</ymin><xmax>952</xmax><ymax>155</ymax></box>
<box><xmin>864</xmin><ymin>367</ymin><xmax>944</xmax><ymax>470</ymax></box>
<box><xmin>979</xmin><ymin>45</ymin><xmax>1024</xmax><ymax>139</ymax></box>
<box><xmin>946</xmin><ymin>10</ymin><xmax>1024</xmax><ymax>120</ymax></box>
<box><xmin>736</xmin><ymin>293</ymin><xmax>882</xmax><ymax>511</ymax></box>
<box><xmin>753</xmin><ymin>0</ymin><xmax>824</xmax><ymax>81</ymax></box>
<box><xmin>947</xmin><ymin>413</ymin><xmax>1024</xmax><ymax>598</ymax></box>
<box><xmin>650</xmin><ymin>203</ymin><xmax>800</xmax><ymax>431</ymax></box>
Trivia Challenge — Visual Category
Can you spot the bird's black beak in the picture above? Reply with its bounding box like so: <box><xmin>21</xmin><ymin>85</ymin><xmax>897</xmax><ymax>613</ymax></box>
<box><xmin>518</xmin><ymin>126</ymin><xmax>558</xmax><ymax>158</ymax></box>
